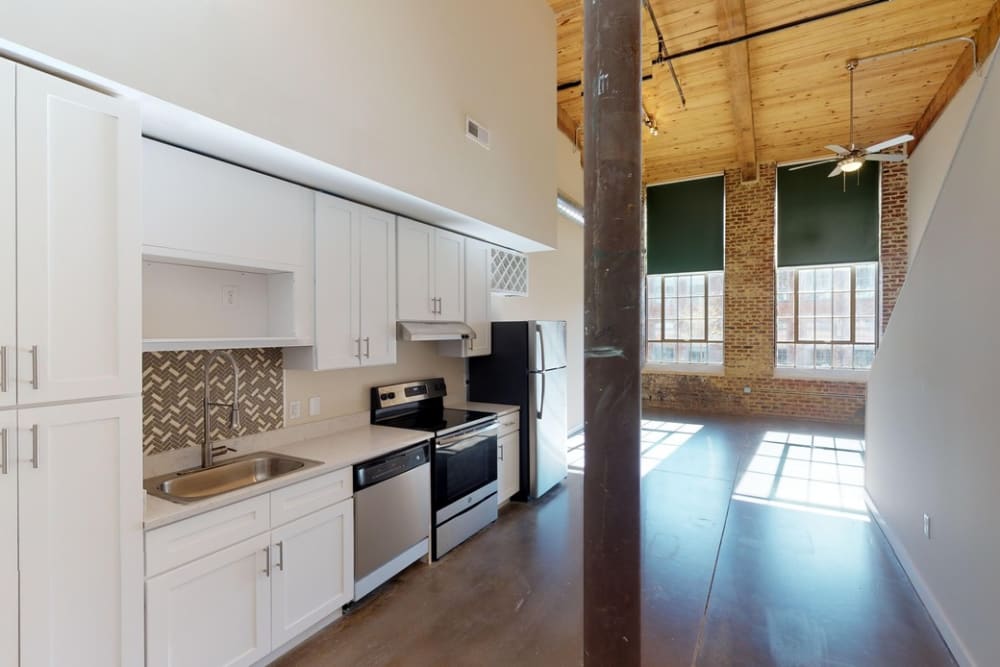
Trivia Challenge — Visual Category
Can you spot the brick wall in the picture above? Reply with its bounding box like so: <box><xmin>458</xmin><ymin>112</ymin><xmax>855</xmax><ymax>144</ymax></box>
<box><xmin>642</xmin><ymin>162</ymin><xmax>909</xmax><ymax>425</ymax></box>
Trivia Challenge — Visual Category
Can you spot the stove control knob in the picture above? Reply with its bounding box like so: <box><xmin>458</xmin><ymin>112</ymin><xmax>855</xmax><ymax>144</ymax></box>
<box><xmin>380</xmin><ymin>393</ymin><xmax>389</xmax><ymax>400</ymax></box>
<box><xmin>388</xmin><ymin>392</ymin><xmax>397</xmax><ymax>399</ymax></box>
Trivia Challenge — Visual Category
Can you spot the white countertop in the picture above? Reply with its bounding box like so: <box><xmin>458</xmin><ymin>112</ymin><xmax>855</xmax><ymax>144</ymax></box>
<box><xmin>144</xmin><ymin>424</ymin><xmax>430</xmax><ymax>531</ymax></box>
<box><xmin>446</xmin><ymin>400</ymin><xmax>519</xmax><ymax>416</ymax></box>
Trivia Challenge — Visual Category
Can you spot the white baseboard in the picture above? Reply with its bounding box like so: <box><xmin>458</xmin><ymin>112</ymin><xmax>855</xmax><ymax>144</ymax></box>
<box><xmin>865</xmin><ymin>491</ymin><xmax>977</xmax><ymax>667</ymax></box>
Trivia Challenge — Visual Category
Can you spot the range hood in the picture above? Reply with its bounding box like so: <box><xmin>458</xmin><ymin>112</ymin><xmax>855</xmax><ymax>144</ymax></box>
<box><xmin>397</xmin><ymin>321</ymin><xmax>477</xmax><ymax>342</ymax></box>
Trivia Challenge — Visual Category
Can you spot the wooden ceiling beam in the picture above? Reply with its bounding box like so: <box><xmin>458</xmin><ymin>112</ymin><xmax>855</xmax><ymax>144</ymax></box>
<box><xmin>911</xmin><ymin>0</ymin><xmax>1000</xmax><ymax>149</ymax></box>
<box><xmin>557</xmin><ymin>102</ymin><xmax>581</xmax><ymax>148</ymax></box>
<box><xmin>717</xmin><ymin>0</ymin><xmax>758</xmax><ymax>182</ymax></box>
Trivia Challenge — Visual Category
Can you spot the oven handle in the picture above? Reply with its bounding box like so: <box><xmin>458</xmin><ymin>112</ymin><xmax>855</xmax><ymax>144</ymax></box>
<box><xmin>436</xmin><ymin>423</ymin><xmax>499</xmax><ymax>448</ymax></box>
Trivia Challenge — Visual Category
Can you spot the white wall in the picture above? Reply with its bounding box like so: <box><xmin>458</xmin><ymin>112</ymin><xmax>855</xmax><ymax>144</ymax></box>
<box><xmin>0</xmin><ymin>0</ymin><xmax>557</xmax><ymax>249</ymax></box>
<box><xmin>866</xmin><ymin>54</ymin><xmax>1000</xmax><ymax>667</ymax></box>
<box><xmin>492</xmin><ymin>133</ymin><xmax>584</xmax><ymax>431</ymax></box>
<box><xmin>908</xmin><ymin>51</ymin><xmax>995</xmax><ymax>264</ymax></box>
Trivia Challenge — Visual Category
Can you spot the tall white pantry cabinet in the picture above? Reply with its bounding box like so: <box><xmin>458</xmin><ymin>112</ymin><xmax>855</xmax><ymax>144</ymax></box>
<box><xmin>0</xmin><ymin>58</ymin><xmax>143</xmax><ymax>667</ymax></box>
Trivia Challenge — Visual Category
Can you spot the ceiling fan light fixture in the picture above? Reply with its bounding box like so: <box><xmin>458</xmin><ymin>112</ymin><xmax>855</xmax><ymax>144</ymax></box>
<box><xmin>840</xmin><ymin>157</ymin><xmax>864</xmax><ymax>173</ymax></box>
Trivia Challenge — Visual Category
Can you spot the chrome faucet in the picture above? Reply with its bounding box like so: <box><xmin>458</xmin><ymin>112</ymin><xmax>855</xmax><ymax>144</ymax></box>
<box><xmin>203</xmin><ymin>350</ymin><xmax>241</xmax><ymax>468</ymax></box>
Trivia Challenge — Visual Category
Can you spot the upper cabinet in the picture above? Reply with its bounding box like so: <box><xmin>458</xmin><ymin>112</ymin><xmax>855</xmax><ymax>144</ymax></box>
<box><xmin>439</xmin><ymin>237</ymin><xmax>492</xmax><ymax>358</ymax></box>
<box><xmin>141</xmin><ymin>140</ymin><xmax>314</xmax><ymax>351</ymax></box>
<box><xmin>0</xmin><ymin>61</ymin><xmax>141</xmax><ymax>406</ymax></box>
<box><xmin>284</xmin><ymin>193</ymin><xmax>396</xmax><ymax>371</ymax></box>
<box><xmin>397</xmin><ymin>217</ymin><xmax>465</xmax><ymax>322</ymax></box>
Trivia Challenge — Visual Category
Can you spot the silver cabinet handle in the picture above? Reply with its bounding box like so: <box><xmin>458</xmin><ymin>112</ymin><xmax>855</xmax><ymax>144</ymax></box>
<box><xmin>263</xmin><ymin>546</ymin><xmax>271</xmax><ymax>577</ymax></box>
<box><xmin>31</xmin><ymin>424</ymin><xmax>39</xmax><ymax>468</ymax></box>
<box><xmin>364</xmin><ymin>337</ymin><xmax>371</xmax><ymax>358</ymax></box>
<box><xmin>276</xmin><ymin>541</ymin><xmax>284</xmax><ymax>571</ymax></box>
<box><xmin>30</xmin><ymin>344</ymin><xmax>39</xmax><ymax>390</ymax></box>
<box><xmin>430</xmin><ymin>297</ymin><xmax>438</xmax><ymax>314</ymax></box>
<box><xmin>437</xmin><ymin>297</ymin><xmax>443</xmax><ymax>314</ymax></box>
<box><xmin>498</xmin><ymin>442</ymin><xmax>503</xmax><ymax>461</ymax></box>
<box><xmin>355</xmin><ymin>338</ymin><xmax>362</xmax><ymax>360</ymax></box>
<box><xmin>1</xmin><ymin>428</ymin><xmax>7</xmax><ymax>475</ymax></box>
<box><xmin>0</xmin><ymin>345</ymin><xmax>7</xmax><ymax>393</ymax></box>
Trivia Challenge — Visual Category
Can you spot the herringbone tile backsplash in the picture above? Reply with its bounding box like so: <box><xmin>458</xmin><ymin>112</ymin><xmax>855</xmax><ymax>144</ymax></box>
<box><xmin>142</xmin><ymin>349</ymin><xmax>284</xmax><ymax>455</ymax></box>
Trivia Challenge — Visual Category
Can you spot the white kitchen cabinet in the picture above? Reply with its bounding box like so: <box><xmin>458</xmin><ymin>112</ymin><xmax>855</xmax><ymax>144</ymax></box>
<box><xmin>397</xmin><ymin>217</ymin><xmax>465</xmax><ymax>322</ymax></box>
<box><xmin>0</xmin><ymin>60</ymin><xmax>13</xmax><ymax>410</ymax></box>
<box><xmin>285</xmin><ymin>193</ymin><xmax>396</xmax><ymax>371</ymax></box>
<box><xmin>146</xmin><ymin>534</ymin><xmax>272</xmax><ymax>667</ymax></box>
<box><xmin>14</xmin><ymin>64</ymin><xmax>141</xmax><ymax>405</ymax></box>
<box><xmin>270</xmin><ymin>500</ymin><xmax>354</xmax><ymax>648</ymax></box>
<box><xmin>17</xmin><ymin>397</ymin><xmax>144</xmax><ymax>667</ymax></box>
<box><xmin>498</xmin><ymin>430</ymin><xmax>521</xmax><ymax>505</ymax></box>
<box><xmin>0</xmin><ymin>411</ymin><xmax>17</xmax><ymax>667</ymax></box>
<box><xmin>440</xmin><ymin>237</ymin><xmax>492</xmax><ymax>358</ymax></box>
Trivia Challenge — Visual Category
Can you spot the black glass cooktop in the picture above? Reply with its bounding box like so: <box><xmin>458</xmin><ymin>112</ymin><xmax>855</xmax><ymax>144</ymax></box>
<box><xmin>377</xmin><ymin>408</ymin><xmax>495</xmax><ymax>434</ymax></box>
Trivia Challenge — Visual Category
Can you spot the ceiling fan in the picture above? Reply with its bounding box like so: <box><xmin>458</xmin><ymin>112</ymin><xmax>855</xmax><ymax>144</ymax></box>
<box><xmin>791</xmin><ymin>60</ymin><xmax>913</xmax><ymax>178</ymax></box>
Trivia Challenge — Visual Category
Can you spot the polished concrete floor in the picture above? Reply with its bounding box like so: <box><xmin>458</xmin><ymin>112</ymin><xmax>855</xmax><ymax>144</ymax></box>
<box><xmin>274</xmin><ymin>410</ymin><xmax>955</xmax><ymax>667</ymax></box>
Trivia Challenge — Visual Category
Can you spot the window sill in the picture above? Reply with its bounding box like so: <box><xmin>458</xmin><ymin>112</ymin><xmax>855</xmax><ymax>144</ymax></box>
<box><xmin>773</xmin><ymin>367</ymin><xmax>869</xmax><ymax>383</ymax></box>
<box><xmin>643</xmin><ymin>363</ymin><xmax>725</xmax><ymax>377</ymax></box>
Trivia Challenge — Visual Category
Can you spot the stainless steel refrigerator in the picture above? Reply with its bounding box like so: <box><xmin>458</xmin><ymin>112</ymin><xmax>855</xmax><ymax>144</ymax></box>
<box><xmin>468</xmin><ymin>320</ymin><xmax>568</xmax><ymax>499</ymax></box>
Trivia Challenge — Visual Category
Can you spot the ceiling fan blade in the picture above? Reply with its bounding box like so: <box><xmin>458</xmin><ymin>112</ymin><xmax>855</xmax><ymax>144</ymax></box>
<box><xmin>825</xmin><ymin>144</ymin><xmax>850</xmax><ymax>156</ymax></box>
<box><xmin>864</xmin><ymin>134</ymin><xmax>915</xmax><ymax>153</ymax></box>
<box><xmin>828</xmin><ymin>164</ymin><xmax>843</xmax><ymax>178</ymax></box>
<box><xmin>789</xmin><ymin>158</ymin><xmax>837</xmax><ymax>171</ymax></box>
<box><xmin>865</xmin><ymin>153</ymin><xmax>906</xmax><ymax>162</ymax></box>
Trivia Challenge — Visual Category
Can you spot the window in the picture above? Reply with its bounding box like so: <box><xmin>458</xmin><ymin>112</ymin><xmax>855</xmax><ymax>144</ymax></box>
<box><xmin>775</xmin><ymin>262</ymin><xmax>878</xmax><ymax>370</ymax></box>
<box><xmin>646</xmin><ymin>270</ymin><xmax>724</xmax><ymax>365</ymax></box>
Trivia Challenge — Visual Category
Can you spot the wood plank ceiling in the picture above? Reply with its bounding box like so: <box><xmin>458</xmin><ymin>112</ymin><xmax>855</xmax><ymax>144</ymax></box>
<box><xmin>549</xmin><ymin>0</ymin><xmax>999</xmax><ymax>184</ymax></box>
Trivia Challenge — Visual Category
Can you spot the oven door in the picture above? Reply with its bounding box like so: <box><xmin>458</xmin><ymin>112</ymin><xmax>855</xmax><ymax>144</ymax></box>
<box><xmin>433</xmin><ymin>422</ymin><xmax>498</xmax><ymax>511</ymax></box>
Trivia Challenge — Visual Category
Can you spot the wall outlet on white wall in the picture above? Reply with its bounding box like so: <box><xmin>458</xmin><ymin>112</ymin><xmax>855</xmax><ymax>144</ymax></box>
<box><xmin>308</xmin><ymin>396</ymin><xmax>321</xmax><ymax>417</ymax></box>
<box><xmin>222</xmin><ymin>284</ymin><xmax>239</xmax><ymax>309</ymax></box>
<box><xmin>289</xmin><ymin>400</ymin><xmax>301</xmax><ymax>420</ymax></box>
<box><xmin>923</xmin><ymin>513</ymin><xmax>931</xmax><ymax>539</ymax></box>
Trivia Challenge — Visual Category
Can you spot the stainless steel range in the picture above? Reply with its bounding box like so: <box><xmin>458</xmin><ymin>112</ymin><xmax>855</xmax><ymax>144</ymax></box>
<box><xmin>371</xmin><ymin>378</ymin><xmax>499</xmax><ymax>559</ymax></box>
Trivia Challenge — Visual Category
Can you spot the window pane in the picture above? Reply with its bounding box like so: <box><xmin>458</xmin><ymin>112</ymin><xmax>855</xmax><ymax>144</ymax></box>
<box><xmin>691</xmin><ymin>296</ymin><xmax>706</xmax><ymax>319</ymax></box>
<box><xmin>691</xmin><ymin>319</ymin><xmax>705</xmax><ymax>340</ymax></box>
<box><xmin>662</xmin><ymin>343</ymin><xmax>677</xmax><ymax>363</ymax></box>
<box><xmin>856</xmin><ymin>263</ymin><xmax>877</xmax><ymax>290</ymax></box>
<box><xmin>677</xmin><ymin>275</ymin><xmax>691</xmax><ymax>297</ymax></box>
<box><xmin>815</xmin><ymin>317</ymin><xmax>832</xmax><ymax>341</ymax></box>
<box><xmin>647</xmin><ymin>276</ymin><xmax>663</xmax><ymax>298</ymax></box>
<box><xmin>665</xmin><ymin>297</ymin><xmax>678</xmax><ymax>318</ymax></box>
<box><xmin>815</xmin><ymin>292</ymin><xmax>832</xmax><ymax>317</ymax></box>
<box><xmin>647</xmin><ymin>342</ymin><xmax>663</xmax><ymax>363</ymax></box>
<box><xmin>678</xmin><ymin>319</ymin><xmax>691</xmax><ymax>340</ymax></box>
<box><xmin>777</xmin><ymin>268</ymin><xmax>795</xmax><ymax>293</ymax></box>
<box><xmin>776</xmin><ymin>343</ymin><xmax>794</xmax><ymax>367</ymax></box>
<box><xmin>799</xmin><ymin>293</ymin><xmax>815</xmax><ymax>317</ymax></box>
<box><xmin>664</xmin><ymin>319</ymin><xmax>678</xmax><ymax>339</ymax></box>
<box><xmin>833</xmin><ymin>266</ymin><xmax>852</xmax><ymax>291</ymax></box>
<box><xmin>690</xmin><ymin>274</ymin><xmax>705</xmax><ymax>295</ymax></box>
<box><xmin>708</xmin><ymin>272</ymin><xmax>724</xmax><ymax>296</ymax></box>
<box><xmin>776</xmin><ymin>292</ymin><xmax>794</xmax><ymax>317</ymax></box>
<box><xmin>815</xmin><ymin>268</ymin><xmax>833</xmax><ymax>292</ymax></box>
<box><xmin>798</xmin><ymin>318</ymin><xmax>815</xmax><ymax>340</ymax></box>
<box><xmin>795</xmin><ymin>344</ymin><xmax>815</xmax><ymax>368</ymax></box>
<box><xmin>708</xmin><ymin>343</ymin><xmax>723</xmax><ymax>364</ymax></box>
<box><xmin>854</xmin><ymin>344</ymin><xmax>875</xmax><ymax>369</ymax></box>
<box><xmin>708</xmin><ymin>296</ymin><xmax>724</xmax><ymax>318</ymax></box>
<box><xmin>833</xmin><ymin>344</ymin><xmax>853</xmax><ymax>368</ymax></box>
<box><xmin>690</xmin><ymin>342</ymin><xmax>707</xmax><ymax>363</ymax></box>
<box><xmin>776</xmin><ymin>317</ymin><xmax>794</xmax><ymax>341</ymax></box>
<box><xmin>677</xmin><ymin>342</ymin><xmax>690</xmax><ymax>363</ymax></box>
<box><xmin>647</xmin><ymin>318</ymin><xmax>662</xmax><ymax>341</ymax></box>
<box><xmin>833</xmin><ymin>292</ymin><xmax>851</xmax><ymax>317</ymax></box>
<box><xmin>833</xmin><ymin>317</ymin><xmax>852</xmax><ymax>340</ymax></box>
<box><xmin>664</xmin><ymin>277</ymin><xmax>678</xmax><ymax>297</ymax></box>
<box><xmin>678</xmin><ymin>297</ymin><xmax>692</xmax><ymax>319</ymax></box>
<box><xmin>856</xmin><ymin>317</ymin><xmax>876</xmax><ymax>343</ymax></box>
<box><xmin>708</xmin><ymin>318</ymin><xmax>724</xmax><ymax>341</ymax></box>
<box><xmin>815</xmin><ymin>344</ymin><xmax>833</xmax><ymax>369</ymax></box>
<box><xmin>648</xmin><ymin>298</ymin><xmax>662</xmax><ymax>318</ymax></box>
<box><xmin>799</xmin><ymin>269</ymin><xmax>815</xmax><ymax>292</ymax></box>
<box><xmin>856</xmin><ymin>290</ymin><xmax>876</xmax><ymax>317</ymax></box>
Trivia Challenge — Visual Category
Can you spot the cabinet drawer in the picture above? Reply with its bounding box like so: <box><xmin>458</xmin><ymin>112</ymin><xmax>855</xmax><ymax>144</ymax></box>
<box><xmin>498</xmin><ymin>411</ymin><xmax>519</xmax><ymax>437</ymax></box>
<box><xmin>146</xmin><ymin>495</ymin><xmax>270</xmax><ymax>577</ymax></box>
<box><xmin>270</xmin><ymin>468</ymin><xmax>352</xmax><ymax>527</ymax></box>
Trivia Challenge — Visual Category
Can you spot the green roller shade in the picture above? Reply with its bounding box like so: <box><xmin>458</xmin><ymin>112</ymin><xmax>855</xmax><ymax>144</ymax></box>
<box><xmin>777</xmin><ymin>164</ymin><xmax>879</xmax><ymax>267</ymax></box>
<box><xmin>646</xmin><ymin>175</ymin><xmax>725</xmax><ymax>275</ymax></box>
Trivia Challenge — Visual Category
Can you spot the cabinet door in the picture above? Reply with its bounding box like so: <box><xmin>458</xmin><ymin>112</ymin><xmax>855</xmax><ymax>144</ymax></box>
<box><xmin>17</xmin><ymin>397</ymin><xmax>144</xmax><ymax>667</ymax></box>
<box><xmin>434</xmin><ymin>229</ymin><xmax>466</xmax><ymax>322</ymax></box>
<box><xmin>314</xmin><ymin>193</ymin><xmax>361</xmax><ymax>370</ymax></box>
<box><xmin>359</xmin><ymin>208</ymin><xmax>397</xmax><ymax>366</ymax></box>
<box><xmin>0</xmin><ymin>411</ymin><xmax>16</xmax><ymax>667</ymax></box>
<box><xmin>396</xmin><ymin>217</ymin><xmax>436</xmax><ymax>321</ymax></box>
<box><xmin>270</xmin><ymin>499</ymin><xmax>354</xmax><ymax>649</ymax></box>
<box><xmin>498</xmin><ymin>431</ymin><xmax>520</xmax><ymax>504</ymax></box>
<box><xmin>0</xmin><ymin>60</ymin><xmax>13</xmax><ymax>409</ymax></box>
<box><xmin>146</xmin><ymin>534</ymin><xmax>272</xmax><ymax>667</ymax></box>
<box><xmin>16</xmin><ymin>66</ymin><xmax>141</xmax><ymax>405</ymax></box>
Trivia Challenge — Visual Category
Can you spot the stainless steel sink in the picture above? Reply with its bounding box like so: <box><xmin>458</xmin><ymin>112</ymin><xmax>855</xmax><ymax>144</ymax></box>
<box><xmin>145</xmin><ymin>452</ymin><xmax>322</xmax><ymax>504</ymax></box>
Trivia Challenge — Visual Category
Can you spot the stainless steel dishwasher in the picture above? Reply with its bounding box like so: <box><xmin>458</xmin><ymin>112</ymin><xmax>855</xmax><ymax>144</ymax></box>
<box><xmin>353</xmin><ymin>442</ymin><xmax>431</xmax><ymax>600</ymax></box>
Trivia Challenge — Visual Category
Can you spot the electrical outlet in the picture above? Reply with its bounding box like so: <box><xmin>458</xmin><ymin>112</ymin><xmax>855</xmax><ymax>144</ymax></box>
<box><xmin>222</xmin><ymin>285</ymin><xmax>239</xmax><ymax>309</ymax></box>
<box><xmin>743</xmin><ymin>386</ymin><xmax>752</xmax><ymax>394</ymax></box>
<box><xmin>923</xmin><ymin>513</ymin><xmax>931</xmax><ymax>539</ymax></box>
<box><xmin>308</xmin><ymin>396</ymin><xmax>321</xmax><ymax>417</ymax></box>
<box><xmin>289</xmin><ymin>400</ymin><xmax>301</xmax><ymax>420</ymax></box>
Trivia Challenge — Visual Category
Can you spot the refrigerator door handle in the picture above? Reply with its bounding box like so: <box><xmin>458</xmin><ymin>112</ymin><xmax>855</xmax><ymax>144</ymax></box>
<box><xmin>535</xmin><ymin>323</ymin><xmax>546</xmax><ymax>371</ymax></box>
<box><xmin>537</xmin><ymin>371</ymin><xmax>546</xmax><ymax>420</ymax></box>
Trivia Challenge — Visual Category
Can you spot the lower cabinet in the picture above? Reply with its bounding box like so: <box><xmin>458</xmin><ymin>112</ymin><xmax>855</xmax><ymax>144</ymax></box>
<box><xmin>146</xmin><ymin>483</ymin><xmax>354</xmax><ymax>667</ymax></box>
<box><xmin>498</xmin><ymin>431</ymin><xmax>521</xmax><ymax>504</ymax></box>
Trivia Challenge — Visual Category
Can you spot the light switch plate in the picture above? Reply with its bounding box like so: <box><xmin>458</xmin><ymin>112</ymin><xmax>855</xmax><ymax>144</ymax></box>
<box><xmin>289</xmin><ymin>400</ymin><xmax>301</xmax><ymax>420</ymax></box>
<box><xmin>308</xmin><ymin>396</ymin><xmax>321</xmax><ymax>416</ymax></box>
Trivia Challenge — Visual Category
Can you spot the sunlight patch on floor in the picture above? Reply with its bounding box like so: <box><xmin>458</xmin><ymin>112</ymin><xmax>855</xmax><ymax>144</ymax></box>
<box><xmin>566</xmin><ymin>419</ymin><xmax>702</xmax><ymax>477</ymax></box>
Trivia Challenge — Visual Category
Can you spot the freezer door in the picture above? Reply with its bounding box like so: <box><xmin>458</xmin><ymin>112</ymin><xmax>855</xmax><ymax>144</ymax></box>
<box><xmin>528</xmin><ymin>366</ymin><xmax>568</xmax><ymax>498</ymax></box>
<box><xmin>528</xmin><ymin>320</ymin><xmax>567</xmax><ymax>371</ymax></box>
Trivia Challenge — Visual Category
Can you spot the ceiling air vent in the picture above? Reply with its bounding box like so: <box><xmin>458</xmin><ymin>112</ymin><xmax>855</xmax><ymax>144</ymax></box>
<box><xmin>466</xmin><ymin>116</ymin><xmax>490</xmax><ymax>149</ymax></box>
